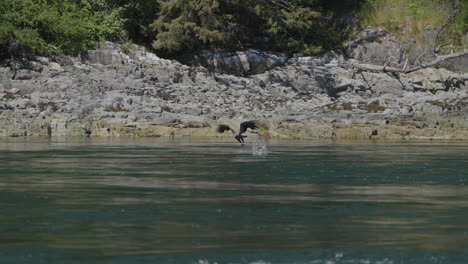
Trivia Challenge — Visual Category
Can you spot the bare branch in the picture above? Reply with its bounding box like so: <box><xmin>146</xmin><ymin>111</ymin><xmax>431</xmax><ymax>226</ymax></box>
<box><xmin>434</xmin><ymin>0</ymin><xmax>461</xmax><ymax>53</ymax></box>
<box><xmin>415</xmin><ymin>51</ymin><xmax>428</xmax><ymax>66</ymax></box>
<box><xmin>402</xmin><ymin>57</ymin><xmax>409</xmax><ymax>71</ymax></box>
<box><xmin>352</xmin><ymin>50</ymin><xmax>468</xmax><ymax>73</ymax></box>
<box><xmin>435</xmin><ymin>39</ymin><xmax>454</xmax><ymax>53</ymax></box>
<box><xmin>265</xmin><ymin>0</ymin><xmax>291</xmax><ymax>12</ymax></box>
<box><xmin>388</xmin><ymin>55</ymin><xmax>400</xmax><ymax>67</ymax></box>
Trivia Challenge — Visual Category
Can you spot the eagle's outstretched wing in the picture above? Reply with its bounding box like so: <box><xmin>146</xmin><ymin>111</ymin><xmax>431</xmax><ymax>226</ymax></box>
<box><xmin>218</xmin><ymin>121</ymin><xmax>259</xmax><ymax>145</ymax></box>
<box><xmin>239</xmin><ymin>120</ymin><xmax>259</xmax><ymax>135</ymax></box>
<box><xmin>217</xmin><ymin>124</ymin><xmax>232</xmax><ymax>133</ymax></box>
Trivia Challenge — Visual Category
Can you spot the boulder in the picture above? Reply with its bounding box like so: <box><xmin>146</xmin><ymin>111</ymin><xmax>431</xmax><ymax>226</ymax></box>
<box><xmin>438</xmin><ymin>55</ymin><xmax>468</xmax><ymax>74</ymax></box>
<box><xmin>406</xmin><ymin>68</ymin><xmax>466</xmax><ymax>91</ymax></box>
<box><xmin>83</xmin><ymin>42</ymin><xmax>131</xmax><ymax>65</ymax></box>
<box><xmin>179</xmin><ymin>50</ymin><xmax>289</xmax><ymax>76</ymax></box>
<box><xmin>48</xmin><ymin>62</ymin><xmax>63</xmax><ymax>72</ymax></box>
<box><xmin>361</xmin><ymin>29</ymin><xmax>388</xmax><ymax>41</ymax></box>
<box><xmin>346</xmin><ymin>30</ymin><xmax>404</xmax><ymax>66</ymax></box>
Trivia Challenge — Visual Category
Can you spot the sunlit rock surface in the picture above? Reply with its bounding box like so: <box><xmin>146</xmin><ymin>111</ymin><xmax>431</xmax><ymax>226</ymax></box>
<box><xmin>0</xmin><ymin>42</ymin><xmax>467</xmax><ymax>139</ymax></box>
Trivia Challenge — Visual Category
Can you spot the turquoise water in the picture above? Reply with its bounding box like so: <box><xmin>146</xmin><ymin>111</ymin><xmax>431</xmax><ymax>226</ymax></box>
<box><xmin>0</xmin><ymin>138</ymin><xmax>467</xmax><ymax>264</ymax></box>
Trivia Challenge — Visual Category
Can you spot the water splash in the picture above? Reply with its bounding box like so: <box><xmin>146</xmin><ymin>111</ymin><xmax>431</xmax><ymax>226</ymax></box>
<box><xmin>252</xmin><ymin>136</ymin><xmax>268</xmax><ymax>156</ymax></box>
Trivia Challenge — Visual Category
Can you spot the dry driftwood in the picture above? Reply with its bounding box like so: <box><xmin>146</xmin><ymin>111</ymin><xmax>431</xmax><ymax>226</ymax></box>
<box><xmin>352</xmin><ymin>50</ymin><xmax>468</xmax><ymax>73</ymax></box>
<box><xmin>434</xmin><ymin>0</ymin><xmax>461</xmax><ymax>53</ymax></box>
<box><xmin>353</xmin><ymin>0</ymin><xmax>466</xmax><ymax>74</ymax></box>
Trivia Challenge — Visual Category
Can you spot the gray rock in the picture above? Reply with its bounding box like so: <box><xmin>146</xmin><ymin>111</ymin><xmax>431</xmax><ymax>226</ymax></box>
<box><xmin>361</xmin><ymin>29</ymin><xmax>388</xmax><ymax>41</ymax></box>
<box><xmin>9</xmin><ymin>88</ymin><xmax>20</xmax><ymax>94</ymax></box>
<box><xmin>35</xmin><ymin>56</ymin><xmax>50</xmax><ymax>65</ymax></box>
<box><xmin>52</xmin><ymin>55</ymin><xmax>77</xmax><ymax>66</ymax></box>
<box><xmin>13</xmin><ymin>69</ymin><xmax>42</xmax><ymax>80</ymax></box>
<box><xmin>438</xmin><ymin>55</ymin><xmax>468</xmax><ymax>74</ymax></box>
<box><xmin>48</xmin><ymin>62</ymin><xmax>63</xmax><ymax>72</ymax></box>
<box><xmin>84</xmin><ymin>42</ymin><xmax>130</xmax><ymax>65</ymax></box>
<box><xmin>347</xmin><ymin>36</ymin><xmax>404</xmax><ymax>66</ymax></box>
<box><xmin>180</xmin><ymin>50</ymin><xmax>289</xmax><ymax>76</ymax></box>
<box><xmin>0</xmin><ymin>41</ymin><xmax>467</xmax><ymax>138</ymax></box>
<box><xmin>0</xmin><ymin>100</ymin><xmax>8</xmax><ymax>110</ymax></box>
<box><xmin>400</xmin><ymin>105</ymin><xmax>413</xmax><ymax>115</ymax></box>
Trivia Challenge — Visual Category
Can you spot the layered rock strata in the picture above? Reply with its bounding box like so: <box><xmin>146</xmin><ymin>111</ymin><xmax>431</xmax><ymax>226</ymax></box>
<box><xmin>0</xmin><ymin>42</ymin><xmax>467</xmax><ymax>140</ymax></box>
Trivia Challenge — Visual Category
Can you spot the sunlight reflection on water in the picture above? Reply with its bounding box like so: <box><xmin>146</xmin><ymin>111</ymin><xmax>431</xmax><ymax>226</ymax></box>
<box><xmin>0</xmin><ymin>138</ymin><xmax>468</xmax><ymax>263</ymax></box>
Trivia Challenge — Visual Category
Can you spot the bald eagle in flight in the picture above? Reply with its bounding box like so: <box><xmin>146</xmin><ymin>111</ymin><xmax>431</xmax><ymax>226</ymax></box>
<box><xmin>217</xmin><ymin>120</ymin><xmax>259</xmax><ymax>145</ymax></box>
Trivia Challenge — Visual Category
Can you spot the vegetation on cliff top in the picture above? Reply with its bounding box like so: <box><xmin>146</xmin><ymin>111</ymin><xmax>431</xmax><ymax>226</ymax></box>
<box><xmin>0</xmin><ymin>0</ymin><xmax>126</xmax><ymax>58</ymax></box>
<box><xmin>0</xmin><ymin>0</ymin><xmax>466</xmax><ymax>59</ymax></box>
<box><xmin>360</xmin><ymin>0</ymin><xmax>468</xmax><ymax>47</ymax></box>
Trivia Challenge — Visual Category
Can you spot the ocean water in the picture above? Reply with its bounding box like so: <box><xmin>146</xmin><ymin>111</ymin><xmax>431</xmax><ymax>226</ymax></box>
<box><xmin>0</xmin><ymin>138</ymin><xmax>467</xmax><ymax>264</ymax></box>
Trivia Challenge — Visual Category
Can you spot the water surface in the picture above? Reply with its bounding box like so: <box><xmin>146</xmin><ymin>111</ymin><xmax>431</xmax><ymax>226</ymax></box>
<box><xmin>0</xmin><ymin>138</ymin><xmax>467</xmax><ymax>263</ymax></box>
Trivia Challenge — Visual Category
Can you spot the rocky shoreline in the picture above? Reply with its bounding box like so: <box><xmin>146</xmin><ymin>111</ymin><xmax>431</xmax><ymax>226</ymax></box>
<box><xmin>0</xmin><ymin>42</ymin><xmax>467</xmax><ymax>140</ymax></box>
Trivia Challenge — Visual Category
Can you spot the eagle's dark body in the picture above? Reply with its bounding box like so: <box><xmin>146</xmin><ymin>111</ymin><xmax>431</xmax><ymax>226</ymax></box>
<box><xmin>216</xmin><ymin>120</ymin><xmax>260</xmax><ymax>145</ymax></box>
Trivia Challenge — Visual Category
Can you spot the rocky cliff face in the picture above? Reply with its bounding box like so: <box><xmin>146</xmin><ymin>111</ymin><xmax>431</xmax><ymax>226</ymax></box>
<box><xmin>0</xmin><ymin>42</ymin><xmax>467</xmax><ymax>140</ymax></box>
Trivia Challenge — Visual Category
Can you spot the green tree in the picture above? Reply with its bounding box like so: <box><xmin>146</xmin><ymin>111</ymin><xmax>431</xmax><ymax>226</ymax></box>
<box><xmin>151</xmin><ymin>0</ymin><xmax>348</xmax><ymax>56</ymax></box>
<box><xmin>151</xmin><ymin>0</ymin><xmax>228</xmax><ymax>52</ymax></box>
<box><xmin>256</xmin><ymin>0</ymin><xmax>330</xmax><ymax>54</ymax></box>
<box><xmin>0</xmin><ymin>0</ymin><xmax>126</xmax><ymax>58</ymax></box>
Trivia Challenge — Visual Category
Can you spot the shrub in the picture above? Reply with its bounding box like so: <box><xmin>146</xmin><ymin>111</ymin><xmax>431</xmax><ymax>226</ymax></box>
<box><xmin>0</xmin><ymin>0</ymin><xmax>126</xmax><ymax>58</ymax></box>
<box><xmin>359</xmin><ymin>0</ymin><xmax>467</xmax><ymax>47</ymax></box>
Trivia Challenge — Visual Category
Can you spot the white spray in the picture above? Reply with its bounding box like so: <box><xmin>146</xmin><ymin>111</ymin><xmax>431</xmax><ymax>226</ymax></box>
<box><xmin>252</xmin><ymin>134</ymin><xmax>268</xmax><ymax>156</ymax></box>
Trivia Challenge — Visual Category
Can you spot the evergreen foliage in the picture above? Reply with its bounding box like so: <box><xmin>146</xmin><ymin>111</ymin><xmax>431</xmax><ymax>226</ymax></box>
<box><xmin>0</xmin><ymin>0</ymin><xmax>465</xmax><ymax>59</ymax></box>
<box><xmin>0</xmin><ymin>0</ymin><xmax>126</xmax><ymax>58</ymax></box>
<box><xmin>150</xmin><ymin>0</ymin><xmax>349</xmax><ymax>55</ymax></box>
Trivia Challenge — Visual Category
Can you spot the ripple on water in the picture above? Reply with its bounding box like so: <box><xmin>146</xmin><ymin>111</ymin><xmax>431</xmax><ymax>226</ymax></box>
<box><xmin>1</xmin><ymin>139</ymin><xmax>468</xmax><ymax>264</ymax></box>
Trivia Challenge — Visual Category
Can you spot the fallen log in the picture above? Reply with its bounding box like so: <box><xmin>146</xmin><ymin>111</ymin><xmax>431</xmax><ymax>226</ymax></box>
<box><xmin>352</xmin><ymin>50</ymin><xmax>468</xmax><ymax>73</ymax></box>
